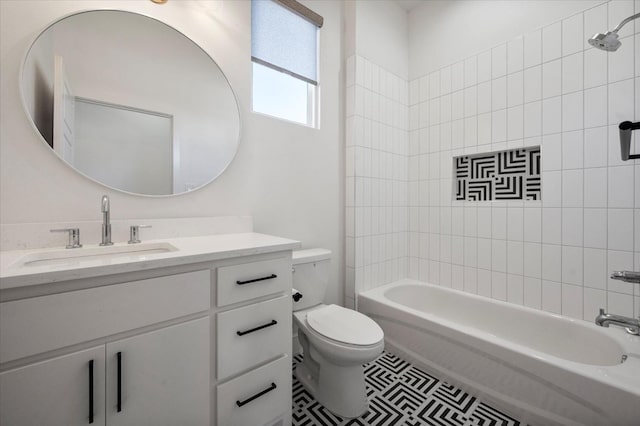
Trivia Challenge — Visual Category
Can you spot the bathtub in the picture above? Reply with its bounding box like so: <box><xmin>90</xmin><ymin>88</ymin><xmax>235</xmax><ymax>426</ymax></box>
<box><xmin>358</xmin><ymin>279</ymin><xmax>640</xmax><ymax>426</ymax></box>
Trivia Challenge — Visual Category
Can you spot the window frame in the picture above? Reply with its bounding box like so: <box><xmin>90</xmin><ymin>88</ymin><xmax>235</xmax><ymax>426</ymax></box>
<box><xmin>250</xmin><ymin>0</ymin><xmax>321</xmax><ymax>128</ymax></box>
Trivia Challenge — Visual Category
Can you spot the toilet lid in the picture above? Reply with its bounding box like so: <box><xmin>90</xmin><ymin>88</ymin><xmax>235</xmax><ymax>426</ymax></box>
<box><xmin>306</xmin><ymin>304</ymin><xmax>384</xmax><ymax>346</ymax></box>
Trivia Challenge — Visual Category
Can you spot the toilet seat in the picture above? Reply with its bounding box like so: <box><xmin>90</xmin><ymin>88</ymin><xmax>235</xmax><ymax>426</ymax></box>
<box><xmin>306</xmin><ymin>304</ymin><xmax>384</xmax><ymax>346</ymax></box>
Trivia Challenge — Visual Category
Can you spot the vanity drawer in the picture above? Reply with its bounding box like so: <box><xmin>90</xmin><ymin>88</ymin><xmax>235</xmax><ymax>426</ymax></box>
<box><xmin>217</xmin><ymin>355</ymin><xmax>291</xmax><ymax>426</ymax></box>
<box><xmin>217</xmin><ymin>257</ymin><xmax>291</xmax><ymax>306</ymax></box>
<box><xmin>0</xmin><ymin>270</ymin><xmax>210</xmax><ymax>363</ymax></box>
<box><xmin>217</xmin><ymin>295</ymin><xmax>291</xmax><ymax>380</ymax></box>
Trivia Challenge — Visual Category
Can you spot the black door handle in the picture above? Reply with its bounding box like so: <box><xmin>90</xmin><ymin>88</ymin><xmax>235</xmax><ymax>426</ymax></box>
<box><xmin>236</xmin><ymin>274</ymin><xmax>277</xmax><ymax>285</ymax></box>
<box><xmin>88</xmin><ymin>360</ymin><xmax>94</xmax><ymax>424</ymax></box>
<box><xmin>236</xmin><ymin>320</ymin><xmax>278</xmax><ymax>336</ymax></box>
<box><xmin>236</xmin><ymin>382</ymin><xmax>277</xmax><ymax>407</ymax></box>
<box><xmin>117</xmin><ymin>352</ymin><xmax>122</xmax><ymax>413</ymax></box>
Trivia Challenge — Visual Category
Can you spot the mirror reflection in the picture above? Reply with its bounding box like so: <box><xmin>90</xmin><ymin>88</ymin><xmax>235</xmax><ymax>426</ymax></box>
<box><xmin>22</xmin><ymin>10</ymin><xmax>240</xmax><ymax>195</ymax></box>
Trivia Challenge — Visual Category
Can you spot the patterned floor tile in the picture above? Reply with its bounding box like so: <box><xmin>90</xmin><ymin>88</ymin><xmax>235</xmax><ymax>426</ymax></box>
<box><xmin>291</xmin><ymin>351</ymin><xmax>524</xmax><ymax>426</ymax></box>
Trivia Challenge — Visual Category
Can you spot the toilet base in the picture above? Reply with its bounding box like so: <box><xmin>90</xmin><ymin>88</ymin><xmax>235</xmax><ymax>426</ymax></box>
<box><xmin>295</xmin><ymin>346</ymin><xmax>369</xmax><ymax>418</ymax></box>
<box><xmin>315</xmin><ymin>359</ymin><xmax>368</xmax><ymax>418</ymax></box>
<box><xmin>294</xmin><ymin>362</ymin><xmax>317</xmax><ymax>397</ymax></box>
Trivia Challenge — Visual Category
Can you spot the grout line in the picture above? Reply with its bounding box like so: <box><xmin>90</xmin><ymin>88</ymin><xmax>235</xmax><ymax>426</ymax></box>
<box><xmin>605</xmin><ymin>1</ymin><xmax>610</xmax><ymax>314</ymax></box>
<box><xmin>559</xmin><ymin>16</ymin><xmax>565</xmax><ymax>317</ymax></box>
<box><xmin>582</xmin><ymin>9</ymin><xmax>587</xmax><ymax>321</ymax></box>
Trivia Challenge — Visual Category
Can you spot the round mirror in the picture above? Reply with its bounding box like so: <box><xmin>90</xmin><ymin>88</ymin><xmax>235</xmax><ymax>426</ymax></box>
<box><xmin>21</xmin><ymin>10</ymin><xmax>240</xmax><ymax>196</ymax></box>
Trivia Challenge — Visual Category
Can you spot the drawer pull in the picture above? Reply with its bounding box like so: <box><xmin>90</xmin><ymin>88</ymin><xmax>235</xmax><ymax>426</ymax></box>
<box><xmin>236</xmin><ymin>274</ymin><xmax>277</xmax><ymax>285</ymax></box>
<box><xmin>236</xmin><ymin>320</ymin><xmax>278</xmax><ymax>336</ymax></box>
<box><xmin>236</xmin><ymin>382</ymin><xmax>277</xmax><ymax>407</ymax></box>
<box><xmin>88</xmin><ymin>360</ymin><xmax>94</xmax><ymax>424</ymax></box>
<box><xmin>117</xmin><ymin>352</ymin><xmax>122</xmax><ymax>412</ymax></box>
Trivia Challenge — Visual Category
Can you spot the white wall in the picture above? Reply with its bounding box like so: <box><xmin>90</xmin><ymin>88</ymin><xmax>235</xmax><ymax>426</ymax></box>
<box><xmin>353</xmin><ymin>0</ymin><xmax>409</xmax><ymax>80</ymax></box>
<box><xmin>345</xmin><ymin>0</ymin><xmax>410</xmax><ymax>307</ymax></box>
<box><xmin>0</xmin><ymin>0</ymin><xmax>345</xmax><ymax>305</ymax></box>
<box><xmin>407</xmin><ymin>0</ymin><xmax>640</xmax><ymax>321</ymax></box>
<box><xmin>409</xmin><ymin>0</ymin><xmax>603</xmax><ymax>79</ymax></box>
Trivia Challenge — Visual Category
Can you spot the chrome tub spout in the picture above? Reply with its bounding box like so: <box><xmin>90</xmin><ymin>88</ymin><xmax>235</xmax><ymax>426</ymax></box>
<box><xmin>596</xmin><ymin>308</ymin><xmax>640</xmax><ymax>335</ymax></box>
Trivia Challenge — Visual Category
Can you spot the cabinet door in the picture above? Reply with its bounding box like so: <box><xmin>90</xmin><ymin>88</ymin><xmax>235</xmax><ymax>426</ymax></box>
<box><xmin>0</xmin><ymin>346</ymin><xmax>105</xmax><ymax>426</ymax></box>
<box><xmin>105</xmin><ymin>318</ymin><xmax>209</xmax><ymax>426</ymax></box>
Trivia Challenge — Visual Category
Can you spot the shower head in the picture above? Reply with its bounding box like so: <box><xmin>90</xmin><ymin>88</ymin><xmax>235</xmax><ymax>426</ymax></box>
<box><xmin>588</xmin><ymin>13</ymin><xmax>640</xmax><ymax>52</ymax></box>
<box><xmin>588</xmin><ymin>32</ymin><xmax>621</xmax><ymax>51</ymax></box>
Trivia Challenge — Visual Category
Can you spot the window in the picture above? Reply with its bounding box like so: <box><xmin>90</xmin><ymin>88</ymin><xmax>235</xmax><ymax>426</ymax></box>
<box><xmin>251</xmin><ymin>0</ymin><xmax>323</xmax><ymax>127</ymax></box>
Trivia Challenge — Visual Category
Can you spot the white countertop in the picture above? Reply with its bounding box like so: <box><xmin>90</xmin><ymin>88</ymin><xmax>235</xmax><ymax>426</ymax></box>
<box><xmin>0</xmin><ymin>232</ymin><xmax>300</xmax><ymax>291</ymax></box>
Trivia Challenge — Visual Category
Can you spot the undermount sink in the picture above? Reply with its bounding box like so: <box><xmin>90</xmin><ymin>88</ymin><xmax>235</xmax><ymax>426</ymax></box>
<box><xmin>13</xmin><ymin>242</ymin><xmax>178</xmax><ymax>268</ymax></box>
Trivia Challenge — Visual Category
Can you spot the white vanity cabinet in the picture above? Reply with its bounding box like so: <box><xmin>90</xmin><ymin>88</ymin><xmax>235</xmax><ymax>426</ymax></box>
<box><xmin>0</xmin><ymin>319</ymin><xmax>209</xmax><ymax>426</ymax></box>
<box><xmin>0</xmin><ymin>233</ymin><xmax>297</xmax><ymax>426</ymax></box>
<box><xmin>0</xmin><ymin>270</ymin><xmax>211</xmax><ymax>426</ymax></box>
<box><xmin>215</xmin><ymin>255</ymin><xmax>293</xmax><ymax>426</ymax></box>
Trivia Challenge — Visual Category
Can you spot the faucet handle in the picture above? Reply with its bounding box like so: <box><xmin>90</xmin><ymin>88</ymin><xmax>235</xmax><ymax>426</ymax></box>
<box><xmin>128</xmin><ymin>225</ymin><xmax>151</xmax><ymax>244</ymax></box>
<box><xmin>610</xmin><ymin>270</ymin><xmax>640</xmax><ymax>283</ymax></box>
<box><xmin>50</xmin><ymin>228</ymin><xmax>82</xmax><ymax>249</ymax></box>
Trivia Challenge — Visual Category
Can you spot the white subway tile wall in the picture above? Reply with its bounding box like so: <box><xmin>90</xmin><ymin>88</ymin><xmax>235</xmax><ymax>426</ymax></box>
<box><xmin>405</xmin><ymin>0</ymin><xmax>639</xmax><ymax>322</ymax></box>
<box><xmin>345</xmin><ymin>54</ymin><xmax>409</xmax><ymax>308</ymax></box>
<box><xmin>347</xmin><ymin>1</ymin><xmax>640</xmax><ymax>322</ymax></box>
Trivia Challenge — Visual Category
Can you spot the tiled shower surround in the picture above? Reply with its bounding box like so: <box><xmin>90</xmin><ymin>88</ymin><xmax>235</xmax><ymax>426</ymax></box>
<box><xmin>346</xmin><ymin>0</ymin><xmax>640</xmax><ymax>322</ymax></box>
<box><xmin>345</xmin><ymin>55</ymin><xmax>410</xmax><ymax>308</ymax></box>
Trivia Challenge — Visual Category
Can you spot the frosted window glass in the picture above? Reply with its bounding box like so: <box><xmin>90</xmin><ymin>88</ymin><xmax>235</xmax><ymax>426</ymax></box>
<box><xmin>252</xmin><ymin>0</ymin><xmax>317</xmax><ymax>84</ymax></box>
<box><xmin>252</xmin><ymin>62</ymin><xmax>309</xmax><ymax>125</ymax></box>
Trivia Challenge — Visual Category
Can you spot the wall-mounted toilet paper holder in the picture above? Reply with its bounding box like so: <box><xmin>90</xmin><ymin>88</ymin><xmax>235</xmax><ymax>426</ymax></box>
<box><xmin>619</xmin><ymin>121</ymin><xmax>640</xmax><ymax>161</ymax></box>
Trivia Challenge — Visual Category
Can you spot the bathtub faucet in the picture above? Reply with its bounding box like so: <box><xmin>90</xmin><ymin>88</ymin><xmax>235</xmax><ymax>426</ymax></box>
<box><xmin>595</xmin><ymin>308</ymin><xmax>639</xmax><ymax>335</ymax></box>
<box><xmin>610</xmin><ymin>270</ymin><xmax>640</xmax><ymax>283</ymax></box>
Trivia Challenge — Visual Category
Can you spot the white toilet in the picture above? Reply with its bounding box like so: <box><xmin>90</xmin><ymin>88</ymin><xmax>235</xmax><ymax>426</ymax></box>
<box><xmin>292</xmin><ymin>248</ymin><xmax>384</xmax><ymax>418</ymax></box>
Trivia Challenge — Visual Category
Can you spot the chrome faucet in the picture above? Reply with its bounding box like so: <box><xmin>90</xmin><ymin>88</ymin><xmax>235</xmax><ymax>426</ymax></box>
<box><xmin>100</xmin><ymin>195</ymin><xmax>113</xmax><ymax>246</ymax></box>
<box><xmin>610</xmin><ymin>270</ymin><xmax>640</xmax><ymax>283</ymax></box>
<box><xmin>50</xmin><ymin>228</ymin><xmax>82</xmax><ymax>249</ymax></box>
<box><xmin>595</xmin><ymin>308</ymin><xmax>639</xmax><ymax>335</ymax></box>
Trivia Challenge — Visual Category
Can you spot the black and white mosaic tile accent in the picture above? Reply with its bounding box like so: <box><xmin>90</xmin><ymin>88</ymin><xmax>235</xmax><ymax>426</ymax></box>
<box><xmin>292</xmin><ymin>351</ymin><xmax>524</xmax><ymax>426</ymax></box>
<box><xmin>454</xmin><ymin>147</ymin><xmax>540</xmax><ymax>201</ymax></box>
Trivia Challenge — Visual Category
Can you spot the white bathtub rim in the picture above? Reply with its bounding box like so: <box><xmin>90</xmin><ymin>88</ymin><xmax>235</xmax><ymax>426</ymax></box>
<box><xmin>358</xmin><ymin>279</ymin><xmax>640</xmax><ymax>398</ymax></box>
<box><xmin>360</xmin><ymin>278</ymin><xmax>638</xmax><ymax>357</ymax></box>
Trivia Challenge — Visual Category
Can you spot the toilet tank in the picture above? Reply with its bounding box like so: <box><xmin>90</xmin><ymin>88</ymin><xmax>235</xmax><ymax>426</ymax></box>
<box><xmin>292</xmin><ymin>248</ymin><xmax>331</xmax><ymax>311</ymax></box>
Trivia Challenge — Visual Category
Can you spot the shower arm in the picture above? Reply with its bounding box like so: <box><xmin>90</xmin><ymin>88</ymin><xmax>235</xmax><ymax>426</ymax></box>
<box><xmin>611</xmin><ymin>12</ymin><xmax>640</xmax><ymax>33</ymax></box>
